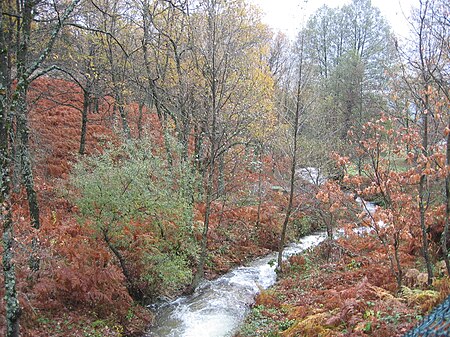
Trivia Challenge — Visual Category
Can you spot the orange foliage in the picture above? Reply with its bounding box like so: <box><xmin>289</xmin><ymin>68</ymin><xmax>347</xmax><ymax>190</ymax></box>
<box><xmin>255</xmin><ymin>290</ymin><xmax>280</xmax><ymax>308</ymax></box>
<box><xmin>201</xmin><ymin>203</ymin><xmax>282</xmax><ymax>278</ymax></box>
<box><xmin>273</xmin><ymin>241</ymin><xmax>418</xmax><ymax>336</ymax></box>
<box><xmin>28</xmin><ymin>77</ymin><xmax>161</xmax><ymax>180</ymax></box>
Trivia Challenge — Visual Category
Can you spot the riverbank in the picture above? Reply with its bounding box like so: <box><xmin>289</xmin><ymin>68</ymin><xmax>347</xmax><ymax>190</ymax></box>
<box><xmin>236</xmin><ymin>234</ymin><xmax>450</xmax><ymax>337</ymax></box>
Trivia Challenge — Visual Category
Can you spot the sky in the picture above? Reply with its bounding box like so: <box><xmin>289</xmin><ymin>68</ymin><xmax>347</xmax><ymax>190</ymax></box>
<box><xmin>250</xmin><ymin>0</ymin><xmax>419</xmax><ymax>40</ymax></box>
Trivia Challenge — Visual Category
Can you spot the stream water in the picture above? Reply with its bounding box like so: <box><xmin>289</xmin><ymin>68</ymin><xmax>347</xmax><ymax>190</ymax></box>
<box><xmin>144</xmin><ymin>232</ymin><xmax>327</xmax><ymax>337</ymax></box>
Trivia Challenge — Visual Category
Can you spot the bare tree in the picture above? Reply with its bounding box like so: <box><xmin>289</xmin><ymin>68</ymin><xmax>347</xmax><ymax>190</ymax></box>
<box><xmin>277</xmin><ymin>32</ymin><xmax>312</xmax><ymax>272</ymax></box>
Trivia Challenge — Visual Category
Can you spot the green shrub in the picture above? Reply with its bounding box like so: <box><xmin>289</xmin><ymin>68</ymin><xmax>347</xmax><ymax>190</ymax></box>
<box><xmin>292</xmin><ymin>215</ymin><xmax>313</xmax><ymax>237</ymax></box>
<box><xmin>69</xmin><ymin>137</ymin><xmax>198</xmax><ymax>301</ymax></box>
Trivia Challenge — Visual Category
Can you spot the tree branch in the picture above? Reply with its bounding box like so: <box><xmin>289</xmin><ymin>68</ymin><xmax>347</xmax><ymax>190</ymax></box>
<box><xmin>64</xmin><ymin>22</ymin><xmax>130</xmax><ymax>57</ymax></box>
<box><xmin>23</xmin><ymin>0</ymin><xmax>82</xmax><ymax>81</ymax></box>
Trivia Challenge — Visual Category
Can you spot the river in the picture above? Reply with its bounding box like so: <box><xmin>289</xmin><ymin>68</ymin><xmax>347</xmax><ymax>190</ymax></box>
<box><xmin>144</xmin><ymin>232</ymin><xmax>327</xmax><ymax>337</ymax></box>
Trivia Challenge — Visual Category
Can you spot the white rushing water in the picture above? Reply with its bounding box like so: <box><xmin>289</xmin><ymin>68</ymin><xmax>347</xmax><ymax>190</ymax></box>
<box><xmin>145</xmin><ymin>232</ymin><xmax>326</xmax><ymax>337</ymax></box>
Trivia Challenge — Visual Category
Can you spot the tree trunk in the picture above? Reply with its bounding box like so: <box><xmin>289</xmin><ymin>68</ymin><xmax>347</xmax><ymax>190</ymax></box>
<box><xmin>442</xmin><ymin>120</ymin><xmax>450</xmax><ymax>275</ymax></box>
<box><xmin>118</xmin><ymin>104</ymin><xmax>131</xmax><ymax>139</ymax></box>
<box><xmin>12</xmin><ymin>136</ymin><xmax>22</xmax><ymax>192</ymax></box>
<box><xmin>277</xmin><ymin>122</ymin><xmax>298</xmax><ymax>272</ymax></box>
<box><xmin>217</xmin><ymin>153</ymin><xmax>225</xmax><ymax>197</ymax></box>
<box><xmin>326</xmin><ymin>215</ymin><xmax>334</xmax><ymax>240</ymax></box>
<box><xmin>194</xmin><ymin>124</ymin><xmax>205</xmax><ymax>175</ymax></box>
<box><xmin>16</xmin><ymin>87</ymin><xmax>41</xmax><ymax>271</ymax></box>
<box><xmin>256</xmin><ymin>143</ymin><xmax>263</xmax><ymax>229</ymax></box>
<box><xmin>102</xmin><ymin>228</ymin><xmax>143</xmax><ymax>303</ymax></box>
<box><xmin>192</xmin><ymin>94</ymin><xmax>217</xmax><ymax>289</ymax></box>
<box><xmin>137</xmin><ymin>101</ymin><xmax>144</xmax><ymax>140</ymax></box>
<box><xmin>394</xmin><ymin>232</ymin><xmax>403</xmax><ymax>289</ymax></box>
<box><xmin>172</xmin><ymin>42</ymin><xmax>190</xmax><ymax>162</ymax></box>
<box><xmin>416</xmin><ymin>2</ymin><xmax>434</xmax><ymax>286</ymax></box>
<box><xmin>79</xmin><ymin>89</ymin><xmax>89</xmax><ymax>155</ymax></box>
<box><xmin>1</xmin><ymin>186</ymin><xmax>21</xmax><ymax>337</ymax></box>
<box><xmin>192</xmin><ymin>167</ymin><xmax>214</xmax><ymax>288</ymax></box>
<box><xmin>17</xmin><ymin>96</ymin><xmax>40</xmax><ymax>231</ymax></box>
<box><xmin>193</xmin><ymin>2</ymin><xmax>219</xmax><ymax>287</ymax></box>
<box><xmin>419</xmin><ymin>106</ymin><xmax>433</xmax><ymax>286</ymax></box>
<box><xmin>16</xmin><ymin>87</ymin><xmax>41</xmax><ymax>272</ymax></box>
<box><xmin>277</xmin><ymin>39</ymin><xmax>304</xmax><ymax>272</ymax></box>
<box><xmin>1</xmin><ymin>6</ymin><xmax>21</xmax><ymax>331</ymax></box>
<box><xmin>16</xmin><ymin>0</ymin><xmax>41</xmax><ymax>272</ymax></box>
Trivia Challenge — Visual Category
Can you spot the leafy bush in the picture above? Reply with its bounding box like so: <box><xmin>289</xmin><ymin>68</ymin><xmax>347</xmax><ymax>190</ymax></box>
<box><xmin>140</xmin><ymin>251</ymin><xmax>193</xmax><ymax>296</ymax></box>
<box><xmin>69</xmin><ymin>137</ymin><xmax>198</xmax><ymax>302</ymax></box>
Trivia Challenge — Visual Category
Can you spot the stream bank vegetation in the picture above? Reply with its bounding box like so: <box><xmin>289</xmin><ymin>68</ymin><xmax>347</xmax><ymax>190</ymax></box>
<box><xmin>1</xmin><ymin>0</ymin><xmax>449</xmax><ymax>336</ymax></box>
<box><xmin>237</xmin><ymin>237</ymin><xmax>450</xmax><ymax>337</ymax></box>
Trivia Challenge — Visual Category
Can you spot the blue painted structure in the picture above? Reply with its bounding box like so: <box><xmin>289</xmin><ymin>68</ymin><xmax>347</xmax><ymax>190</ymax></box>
<box><xmin>403</xmin><ymin>295</ymin><xmax>450</xmax><ymax>337</ymax></box>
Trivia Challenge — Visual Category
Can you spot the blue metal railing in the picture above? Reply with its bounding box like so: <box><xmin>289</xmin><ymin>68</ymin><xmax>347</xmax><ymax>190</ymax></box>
<box><xmin>403</xmin><ymin>295</ymin><xmax>450</xmax><ymax>337</ymax></box>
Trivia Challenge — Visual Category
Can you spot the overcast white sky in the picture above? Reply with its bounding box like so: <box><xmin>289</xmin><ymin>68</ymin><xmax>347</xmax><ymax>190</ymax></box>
<box><xmin>250</xmin><ymin>0</ymin><xmax>418</xmax><ymax>40</ymax></box>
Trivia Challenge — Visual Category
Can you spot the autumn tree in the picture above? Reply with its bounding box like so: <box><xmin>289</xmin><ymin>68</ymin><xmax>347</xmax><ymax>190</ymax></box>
<box><xmin>428</xmin><ymin>0</ymin><xmax>450</xmax><ymax>275</ymax></box>
<box><xmin>81</xmin><ymin>0</ymin><xmax>133</xmax><ymax>138</ymax></box>
<box><xmin>399</xmin><ymin>0</ymin><xmax>450</xmax><ymax>285</ymax></box>
<box><xmin>49</xmin><ymin>1</ymin><xmax>112</xmax><ymax>155</ymax></box>
<box><xmin>133</xmin><ymin>0</ymin><xmax>194</xmax><ymax>163</ymax></box>
<box><xmin>347</xmin><ymin>115</ymin><xmax>422</xmax><ymax>288</ymax></box>
<box><xmin>414</xmin><ymin>0</ymin><xmax>450</xmax><ymax>276</ymax></box>
<box><xmin>1</xmin><ymin>2</ymin><xmax>20</xmax><ymax>335</ymax></box>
